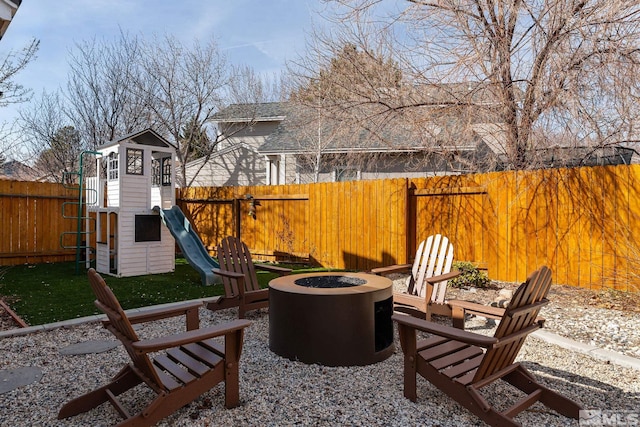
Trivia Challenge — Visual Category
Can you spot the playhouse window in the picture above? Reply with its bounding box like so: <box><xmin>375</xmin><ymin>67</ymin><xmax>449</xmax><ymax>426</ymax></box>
<box><xmin>108</xmin><ymin>153</ymin><xmax>118</xmax><ymax>181</ymax></box>
<box><xmin>161</xmin><ymin>157</ymin><xmax>172</xmax><ymax>186</ymax></box>
<box><xmin>126</xmin><ymin>148</ymin><xmax>143</xmax><ymax>175</ymax></box>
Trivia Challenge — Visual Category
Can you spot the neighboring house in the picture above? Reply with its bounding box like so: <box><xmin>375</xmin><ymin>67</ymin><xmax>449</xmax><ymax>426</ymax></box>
<box><xmin>0</xmin><ymin>159</ymin><xmax>39</xmax><ymax>180</ymax></box>
<box><xmin>186</xmin><ymin>98</ymin><xmax>504</xmax><ymax>187</ymax></box>
<box><xmin>257</xmin><ymin>83</ymin><xmax>515</xmax><ymax>184</ymax></box>
<box><xmin>186</xmin><ymin>86</ymin><xmax>636</xmax><ymax>188</ymax></box>
<box><xmin>0</xmin><ymin>0</ymin><xmax>20</xmax><ymax>40</ymax></box>
<box><xmin>185</xmin><ymin>102</ymin><xmax>287</xmax><ymax>187</ymax></box>
<box><xmin>259</xmin><ymin>110</ymin><xmax>505</xmax><ymax>184</ymax></box>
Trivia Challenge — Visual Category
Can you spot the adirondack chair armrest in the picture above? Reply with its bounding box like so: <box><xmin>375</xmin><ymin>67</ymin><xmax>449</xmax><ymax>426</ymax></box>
<box><xmin>211</xmin><ymin>268</ymin><xmax>245</xmax><ymax>280</ymax></box>
<box><xmin>255</xmin><ymin>263</ymin><xmax>292</xmax><ymax>275</ymax></box>
<box><xmin>125</xmin><ymin>301</ymin><xmax>204</xmax><ymax>325</ymax></box>
<box><xmin>132</xmin><ymin>319</ymin><xmax>251</xmax><ymax>353</ymax></box>
<box><xmin>370</xmin><ymin>263</ymin><xmax>412</xmax><ymax>275</ymax></box>
<box><xmin>211</xmin><ymin>267</ymin><xmax>246</xmax><ymax>297</ymax></box>
<box><xmin>392</xmin><ymin>313</ymin><xmax>497</xmax><ymax>348</ymax></box>
<box><xmin>448</xmin><ymin>299</ymin><xmax>505</xmax><ymax>320</ymax></box>
<box><xmin>425</xmin><ymin>269</ymin><xmax>462</xmax><ymax>284</ymax></box>
<box><xmin>448</xmin><ymin>300</ymin><xmax>547</xmax><ymax>329</ymax></box>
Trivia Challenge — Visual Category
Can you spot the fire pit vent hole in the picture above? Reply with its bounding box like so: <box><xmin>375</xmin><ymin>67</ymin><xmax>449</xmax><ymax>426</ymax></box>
<box><xmin>294</xmin><ymin>275</ymin><xmax>366</xmax><ymax>288</ymax></box>
<box><xmin>374</xmin><ymin>296</ymin><xmax>394</xmax><ymax>352</ymax></box>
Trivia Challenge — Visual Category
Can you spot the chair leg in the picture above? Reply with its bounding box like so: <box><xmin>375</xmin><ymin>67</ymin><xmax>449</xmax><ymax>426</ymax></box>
<box><xmin>224</xmin><ymin>330</ymin><xmax>244</xmax><ymax>408</ymax></box>
<box><xmin>452</xmin><ymin>305</ymin><xmax>465</xmax><ymax>329</ymax></box>
<box><xmin>403</xmin><ymin>353</ymin><xmax>418</xmax><ymax>402</ymax></box>
<box><xmin>396</xmin><ymin>323</ymin><xmax>418</xmax><ymax>401</ymax></box>
<box><xmin>58</xmin><ymin>366</ymin><xmax>142</xmax><ymax>419</ymax></box>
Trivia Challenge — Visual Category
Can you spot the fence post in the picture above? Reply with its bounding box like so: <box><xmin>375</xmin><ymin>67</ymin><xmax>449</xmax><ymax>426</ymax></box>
<box><xmin>233</xmin><ymin>197</ymin><xmax>241</xmax><ymax>239</ymax></box>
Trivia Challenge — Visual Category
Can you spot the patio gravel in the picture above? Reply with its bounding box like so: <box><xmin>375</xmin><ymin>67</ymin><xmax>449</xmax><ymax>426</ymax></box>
<box><xmin>1</xmin><ymin>303</ymin><xmax>639</xmax><ymax>426</ymax></box>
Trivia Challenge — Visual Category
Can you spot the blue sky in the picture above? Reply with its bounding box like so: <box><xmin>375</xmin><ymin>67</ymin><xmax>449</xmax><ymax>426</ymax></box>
<box><xmin>0</xmin><ymin>0</ymin><xmax>322</xmax><ymax>125</ymax></box>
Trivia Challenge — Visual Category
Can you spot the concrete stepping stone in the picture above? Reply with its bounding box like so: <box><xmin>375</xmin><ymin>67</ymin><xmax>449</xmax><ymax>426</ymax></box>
<box><xmin>0</xmin><ymin>366</ymin><xmax>43</xmax><ymax>394</ymax></box>
<box><xmin>59</xmin><ymin>340</ymin><xmax>119</xmax><ymax>355</ymax></box>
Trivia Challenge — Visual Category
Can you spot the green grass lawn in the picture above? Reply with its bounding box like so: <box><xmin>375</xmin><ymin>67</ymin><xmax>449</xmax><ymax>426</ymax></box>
<box><xmin>0</xmin><ymin>258</ymin><xmax>320</xmax><ymax>326</ymax></box>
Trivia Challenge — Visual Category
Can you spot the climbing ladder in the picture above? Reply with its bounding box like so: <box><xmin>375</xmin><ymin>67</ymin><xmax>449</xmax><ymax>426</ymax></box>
<box><xmin>60</xmin><ymin>151</ymin><xmax>101</xmax><ymax>274</ymax></box>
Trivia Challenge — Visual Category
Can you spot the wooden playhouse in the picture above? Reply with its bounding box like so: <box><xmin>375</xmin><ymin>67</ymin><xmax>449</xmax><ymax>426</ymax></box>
<box><xmin>86</xmin><ymin>129</ymin><xmax>176</xmax><ymax>277</ymax></box>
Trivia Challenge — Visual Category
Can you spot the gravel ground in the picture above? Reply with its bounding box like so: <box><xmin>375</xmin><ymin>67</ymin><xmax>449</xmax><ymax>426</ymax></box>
<box><xmin>1</xmin><ymin>300</ymin><xmax>640</xmax><ymax>427</ymax></box>
<box><xmin>447</xmin><ymin>282</ymin><xmax>640</xmax><ymax>359</ymax></box>
<box><xmin>2</xmin><ymin>275</ymin><xmax>640</xmax><ymax>426</ymax></box>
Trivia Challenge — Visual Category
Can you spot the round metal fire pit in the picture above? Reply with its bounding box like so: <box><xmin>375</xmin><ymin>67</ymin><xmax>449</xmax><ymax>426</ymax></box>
<box><xmin>269</xmin><ymin>272</ymin><xmax>394</xmax><ymax>366</ymax></box>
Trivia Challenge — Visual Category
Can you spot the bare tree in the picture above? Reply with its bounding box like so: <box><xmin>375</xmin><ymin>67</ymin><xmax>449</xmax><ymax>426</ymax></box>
<box><xmin>288</xmin><ymin>43</ymin><xmax>410</xmax><ymax>181</ymax></box>
<box><xmin>0</xmin><ymin>38</ymin><xmax>39</xmax><ymax>163</ymax></box>
<box><xmin>299</xmin><ymin>0</ymin><xmax>640</xmax><ymax>170</ymax></box>
<box><xmin>284</xmin><ymin>106</ymin><xmax>345</xmax><ymax>183</ymax></box>
<box><xmin>65</xmin><ymin>33</ymin><xmax>152</xmax><ymax>149</ymax></box>
<box><xmin>20</xmin><ymin>32</ymin><xmax>281</xmax><ymax>186</ymax></box>
<box><xmin>0</xmin><ymin>38</ymin><xmax>39</xmax><ymax>108</ymax></box>
<box><xmin>170</xmin><ymin>63</ymin><xmax>283</xmax><ymax>187</ymax></box>
<box><xmin>133</xmin><ymin>35</ymin><xmax>231</xmax><ymax>186</ymax></box>
<box><xmin>33</xmin><ymin>126</ymin><xmax>85</xmax><ymax>183</ymax></box>
<box><xmin>20</xmin><ymin>91</ymin><xmax>90</xmax><ymax>181</ymax></box>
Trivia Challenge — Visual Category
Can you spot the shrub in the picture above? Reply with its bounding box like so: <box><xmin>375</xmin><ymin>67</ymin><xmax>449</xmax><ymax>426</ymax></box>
<box><xmin>448</xmin><ymin>261</ymin><xmax>491</xmax><ymax>289</ymax></box>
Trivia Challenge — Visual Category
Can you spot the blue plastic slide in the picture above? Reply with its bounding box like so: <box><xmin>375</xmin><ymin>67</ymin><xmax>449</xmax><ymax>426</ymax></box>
<box><xmin>155</xmin><ymin>205</ymin><xmax>220</xmax><ymax>285</ymax></box>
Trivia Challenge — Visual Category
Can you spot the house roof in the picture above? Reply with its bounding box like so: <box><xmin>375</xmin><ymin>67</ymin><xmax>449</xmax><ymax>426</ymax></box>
<box><xmin>212</xmin><ymin>102</ymin><xmax>287</xmax><ymax>123</ymax></box>
<box><xmin>258</xmin><ymin>118</ymin><xmax>426</xmax><ymax>155</ymax></box>
<box><xmin>0</xmin><ymin>0</ymin><xmax>20</xmax><ymax>40</ymax></box>
<box><xmin>98</xmin><ymin>128</ymin><xmax>174</xmax><ymax>150</ymax></box>
<box><xmin>257</xmin><ymin>103</ymin><xmax>499</xmax><ymax>156</ymax></box>
<box><xmin>0</xmin><ymin>159</ymin><xmax>38</xmax><ymax>181</ymax></box>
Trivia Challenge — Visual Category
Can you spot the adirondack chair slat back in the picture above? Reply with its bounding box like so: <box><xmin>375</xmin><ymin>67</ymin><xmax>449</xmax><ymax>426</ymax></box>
<box><xmin>473</xmin><ymin>266</ymin><xmax>552</xmax><ymax>381</ymax></box>
<box><xmin>87</xmin><ymin>268</ymin><xmax>164</xmax><ymax>388</ymax></box>
<box><xmin>408</xmin><ymin>234</ymin><xmax>454</xmax><ymax>302</ymax></box>
<box><xmin>218</xmin><ymin>236</ymin><xmax>261</xmax><ymax>297</ymax></box>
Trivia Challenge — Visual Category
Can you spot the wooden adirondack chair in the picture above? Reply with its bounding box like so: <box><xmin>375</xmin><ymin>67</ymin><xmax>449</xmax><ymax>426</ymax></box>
<box><xmin>59</xmin><ymin>268</ymin><xmax>251</xmax><ymax>427</ymax></box>
<box><xmin>393</xmin><ymin>266</ymin><xmax>582</xmax><ymax>426</ymax></box>
<box><xmin>206</xmin><ymin>236</ymin><xmax>291</xmax><ymax>318</ymax></box>
<box><xmin>372</xmin><ymin>234</ymin><xmax>461</xmax><ymax>320</ymax></box>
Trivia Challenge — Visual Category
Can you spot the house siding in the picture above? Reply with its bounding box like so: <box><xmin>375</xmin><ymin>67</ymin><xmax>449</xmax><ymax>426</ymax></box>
<box><xmin>186</xmin><ymin>121</ymin><xmax>279</xmax><ymax>187</ymax></box>
<box><xmin>292</xmin><ymin>152</ymin><xmax>460</xmax><ymax>183</ymax></box>
<box><xmin>187</xmin><ymin>145</ymin><xmax>267</xmax><ymax>187</ymax></box>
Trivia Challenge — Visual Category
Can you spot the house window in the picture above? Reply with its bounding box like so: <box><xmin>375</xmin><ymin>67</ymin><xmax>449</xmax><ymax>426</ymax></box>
<box><xmin>335</xmin><ymin>167</ymin><xmax>359</xmax><ymax>182</ymax></box>
<box><xmin>107</xmin><ymin>153</ymin><xmax>118</xmax><ymax>181</ymax></box>
<box><xmin>126</xmin><ymin>148</ymin><xmax>143</xmax><ymax>175</ymax></box>
<box><xmin>161</xmin><ymin>157</ymin><xmax>172</xmax><ymax>186</ymax></box>
<box><xmin>151</xmin><ymin>159</ymin><xmax>160</xmax><ymax>187</ymax></box>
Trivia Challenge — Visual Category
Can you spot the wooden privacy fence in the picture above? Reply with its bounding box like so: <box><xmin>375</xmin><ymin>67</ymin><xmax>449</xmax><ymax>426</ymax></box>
<box><xmin>178</xmin><ymin>179</ymin><xmax>408</xmax><ymax>273</ymax></box>
<box><xmin>0</xmin><ymin>180</ymin><xmax>78</xmax><ymax>265</ymax></box>
<box><xmin>179</xmin><ymin>165</ymin><xmax>640</xmax><ymax>293</ymax></box>
<box><xmin>3</xmin><ymin>165</ymin><xmax>640</xmax><ymax>293</ymax></box>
